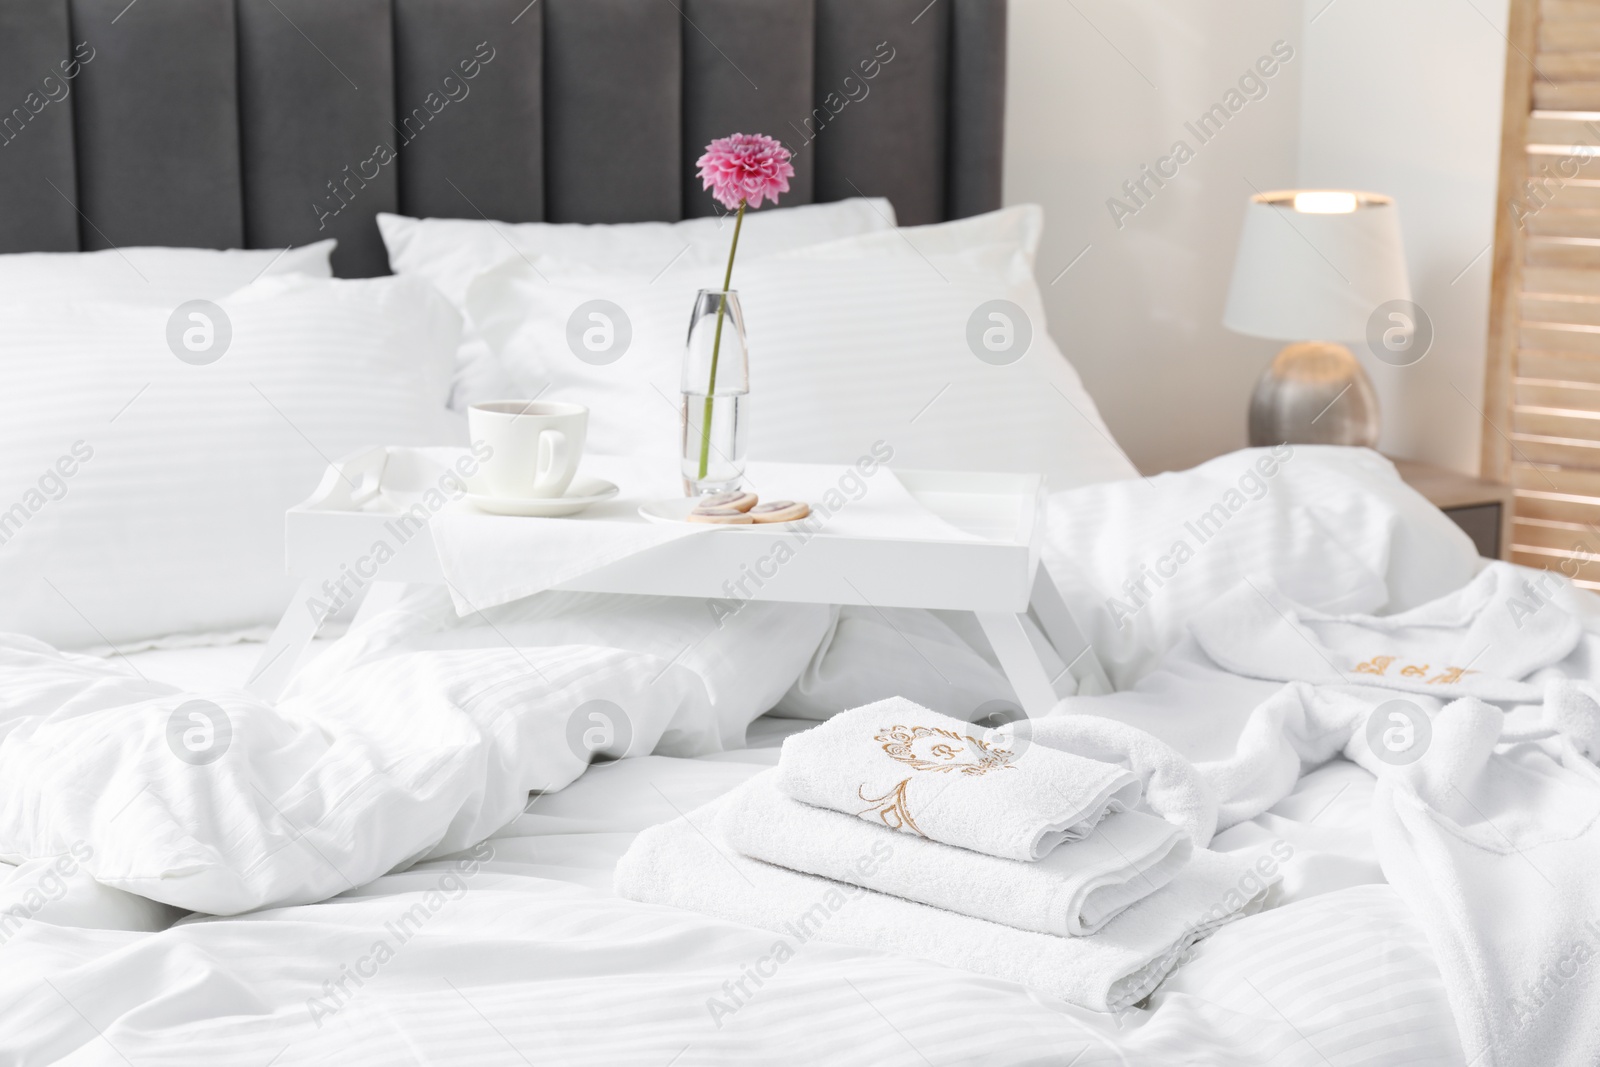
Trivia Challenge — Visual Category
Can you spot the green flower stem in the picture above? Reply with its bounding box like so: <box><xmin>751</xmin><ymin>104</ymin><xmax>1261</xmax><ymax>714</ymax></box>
<box><xmin>697</xmin><ymin>199</ymin><xmax>746</xmax><ymax>483</ymax></box>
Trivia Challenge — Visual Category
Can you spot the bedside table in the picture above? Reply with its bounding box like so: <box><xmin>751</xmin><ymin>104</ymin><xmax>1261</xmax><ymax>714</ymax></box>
<box><xmin>1391</xmin><ymin>458</ymin><xmax>1513</xmax><ymax>560</ymax></box>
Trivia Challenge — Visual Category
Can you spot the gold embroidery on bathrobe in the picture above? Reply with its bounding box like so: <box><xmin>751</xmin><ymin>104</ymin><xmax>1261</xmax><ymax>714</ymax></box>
<box><xmin>1353</xmin><ymin>656</ymin><xmax>1396</xmax><ymax>676</ymax></box>
<box><xmin>1353</xmin><ymin>656</ymin><xmax>1478</xmax><ymax>685</ymax></box>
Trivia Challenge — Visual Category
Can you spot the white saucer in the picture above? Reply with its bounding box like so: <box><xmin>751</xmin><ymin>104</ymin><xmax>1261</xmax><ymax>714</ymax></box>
<box><xmin>638</xmin><ymin>498</ymin><xmax>817</xmax><ymax>530</ymax></box>
<box><xmin>466</xmin><ymin>476</ymin><xmax>619</xmax><ymax>517</ymax></box>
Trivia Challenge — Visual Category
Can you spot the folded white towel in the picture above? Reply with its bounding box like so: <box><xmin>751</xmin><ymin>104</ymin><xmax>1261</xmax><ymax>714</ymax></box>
<box><xmin>615</xmin><ymin>795</ymin><xmax>1277</xmax><ymax>1014</ymax></box>
<box><xmin>777</xmin><ymin>697</ymin><xmax>1142</xmax><ymax>860</ymax></box>
<box><xmin>720</xmin><ymin>769</ymin><xmax>1191</xmax><ymax>935</ymax></box>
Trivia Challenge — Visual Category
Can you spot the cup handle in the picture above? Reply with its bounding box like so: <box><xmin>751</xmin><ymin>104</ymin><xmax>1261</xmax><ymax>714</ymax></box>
<box><xmin>533</xmin><ymin>429</ymin><xmax>569</xmax><ymax>491</ymax></box>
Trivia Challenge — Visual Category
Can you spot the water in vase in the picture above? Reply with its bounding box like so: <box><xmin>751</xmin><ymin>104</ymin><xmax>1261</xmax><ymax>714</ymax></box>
<box><xmin>680</xmin><ymin>391</ymin><xmax>748</xmax><ymax>496</ymax></box>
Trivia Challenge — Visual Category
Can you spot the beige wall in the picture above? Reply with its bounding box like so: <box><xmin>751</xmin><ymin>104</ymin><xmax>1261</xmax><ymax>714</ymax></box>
<box><xmin>1295</xmin><ymin>0</ymin><xmax>1509</xmax><ymax>475</ymax></box>
<box><xmin>1005</xmin><ymin>0</ymin><xmax>1508</xmax><ymax>475</ymax></box>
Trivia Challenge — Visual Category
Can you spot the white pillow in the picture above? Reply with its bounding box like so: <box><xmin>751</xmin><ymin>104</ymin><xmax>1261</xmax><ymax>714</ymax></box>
<box><xmin>0</xmin><ymin>240</ymin><xmax>336</xmax><ymax>304</ymax></box>
<box><xmin>0</xmin><ymin>274</ymin><xmax>460</xmax><ymax>649</ymax></box>
<box><xmin>1040</xmin><ymin>445</ymin><xmax>1482</xmax><ymax>688</ymax></box>
<box><xmin>381</xmin><ymin>200</ymin><xmax>897</xmax><ymax>409</ymax></box>
<box><xmin>770</xmin><ymin>606</ymin><xmax>1025</xmax><ymax>721</ymax></box>
<box><xmin>377</xmin><ymin>198</ymin><xmax>898</xmax><ymax>304</ymax></box>
<box><xmin>782</xmin><ymin>203</ymin><xmax>1045</xmax><ymax>268</ymax></box>
<box><xmin>463</xmin><ymin>205</ymin><xmax>1138</xmax><ymax>489</ymax></box>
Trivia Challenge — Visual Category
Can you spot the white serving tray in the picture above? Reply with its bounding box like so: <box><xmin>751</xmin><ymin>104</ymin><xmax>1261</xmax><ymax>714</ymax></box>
<box><xmin>284</xmin><ymin>448</ymin><xmax>1045</xmax><ymax>614</ymax></box>
<box><xmin>260</xmin><ymin>447</ymin><xmax>1109</xmax><ymax>711</ymax></box>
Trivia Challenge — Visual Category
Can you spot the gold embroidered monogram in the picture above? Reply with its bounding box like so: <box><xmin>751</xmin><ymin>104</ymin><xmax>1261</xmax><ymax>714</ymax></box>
<box><xmin>850</xmin><ymin>725</ymin><xmax>1017</xmax><ymax>840</ymax></box>
<box><xmin>874</xmin><ymin>724</ymin><xmax>1016</xmax><ymax>776</ymax></box>
<box><xmin>856</xmin><ymin>778</ymin><xmax>925</xmax><ymax>837</ymax></box>
<box><xmin>1352</xmin><ymin>655</ymin><xmax>1478</xmax><ymax>685</ymax></box>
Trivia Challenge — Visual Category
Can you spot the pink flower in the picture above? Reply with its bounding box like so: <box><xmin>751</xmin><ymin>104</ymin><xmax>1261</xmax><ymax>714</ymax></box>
<box><xmin>696</xmin><ymin>133</ymin><xmax>795</xmax><ymax>212</ymax></box>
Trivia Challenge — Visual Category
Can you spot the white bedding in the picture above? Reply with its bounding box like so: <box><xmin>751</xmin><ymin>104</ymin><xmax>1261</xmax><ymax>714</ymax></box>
<box><xmin>0</xmin><ymin>273</ymin><xmax>462</xmax><ymax>649</ymax></box>
<box><xmin>0</xmin><ymin>589</ymin><xmax>829</xmax><ymax>914</ymax></box>
<box><xmin>1</xmin><ymin>684</ymin><xmax>1457</xmax><ymax>1066</ymax></box>
<box><xmin>2</xmin><ymin>448</ymin><xmax>1586</xmax><ymax>1066</ymax></box>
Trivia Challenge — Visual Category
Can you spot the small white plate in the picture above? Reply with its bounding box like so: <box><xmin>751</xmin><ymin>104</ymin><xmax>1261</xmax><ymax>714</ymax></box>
<box><xmin>638</xmin><ymin>498</ymin><xmax>817</xmax><ymax>530</ymax></box>
<box><xmin>466</xmin><ymin>477</ymin><xmax>619</xmax><ymax>517</ymax></box>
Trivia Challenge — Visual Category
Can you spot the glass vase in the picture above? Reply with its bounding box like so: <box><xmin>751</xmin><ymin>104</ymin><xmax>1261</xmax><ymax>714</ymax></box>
<box><xmin>680</xmin><ymin>288</ymin><xmax>750</xmax><ymax>496</ymax></box>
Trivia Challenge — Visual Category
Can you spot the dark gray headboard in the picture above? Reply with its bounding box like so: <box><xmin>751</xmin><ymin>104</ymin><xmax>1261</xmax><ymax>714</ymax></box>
<box><xmin>0</xmin><ymin>0</ymin><xmax>1006</xmax><ymax>277</ymax></box>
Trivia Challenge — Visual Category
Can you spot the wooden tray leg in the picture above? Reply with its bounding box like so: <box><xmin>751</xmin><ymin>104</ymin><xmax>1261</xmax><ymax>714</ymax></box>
<box><xmin>1027</xmin><ymin>564</ymin><xmax>1113</xmax><ymax>697</ymax></box>
<box><xmin>246</xmin><ymin>578</ymin><xmax>324</xmax><ymax>701</ymax></box>
<box><xmin>974</xmin><ymin>610</ymin><xmax>1062</xmax><ymax>719</ymax></box>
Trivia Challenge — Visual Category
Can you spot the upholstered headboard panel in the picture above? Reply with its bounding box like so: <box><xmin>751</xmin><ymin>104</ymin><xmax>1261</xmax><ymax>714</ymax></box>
<box><xmin>0</xmin><ymin>0</ymin><xmax>1006</xmax><ymax>277</ymax></box>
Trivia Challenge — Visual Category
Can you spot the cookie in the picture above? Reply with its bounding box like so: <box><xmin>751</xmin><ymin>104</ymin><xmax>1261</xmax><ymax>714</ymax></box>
<box><xmin>697</xmin><ymin>490</ymin><xmax>758</xmax><ymax>513</ymax></box>
<box><xmin>687</xmin><ymin>507</ymin><xmax>755</xmax><ymax>524</ymax></box>
<box><xmin>749</xmin><ymin>500</ymin><xmax>810</xmax><ymax>523</ymax></box>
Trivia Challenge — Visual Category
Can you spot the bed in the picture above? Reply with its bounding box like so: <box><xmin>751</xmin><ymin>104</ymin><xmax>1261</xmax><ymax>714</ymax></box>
<box><xmin>1</xmin><ymin>3</ymin><xmax>1595</xmax><ymax>1066</ymax></box>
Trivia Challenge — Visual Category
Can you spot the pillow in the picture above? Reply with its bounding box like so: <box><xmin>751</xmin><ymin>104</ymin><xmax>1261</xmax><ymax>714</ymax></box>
<box><xmin>782</xmin><ymin>203</ymin><xmax>1045</xmax><ymax>267</ymax></box>
<box><xmin>769</xmin><ymin>606</ymin><xmax>1032</xmax><ymax>721</ymax></box>
<box><xmin>1040</xmin><ymin>445</ymin><xmax>1482</xmax><ymax>688</ymax></box>
<box><xmin>377</xmin><ymin>198</ymin><xmax>898</xmax><ymax>304</ymax></box>
<box><xmin>0</xmin><ymin>240</ymin><xmax>336</xmax><ymax>304</ymax></box>
<box><xmin>0</xmin><ymin>274</ymin><xmax>460</xmax><ymax>649</ymax></box>
<box><xmin>381</xmin><ymin>200</ymin><xmax>897</xmax><ymax>409</ymax></box>
<box><xmin>463</xmin><ymin>205</ymin><xmax>1139</xmax><ymax>489</ymax></box>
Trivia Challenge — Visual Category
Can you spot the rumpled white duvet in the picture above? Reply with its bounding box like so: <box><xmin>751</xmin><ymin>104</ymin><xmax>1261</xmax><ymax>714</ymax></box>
<box><xmin>0</xmin><ymin>449</ymin><xmax>1595</xmax><ymax>1066</ymax></box>
<box><xmin>0</xmin><ymin>590</ymin><xmax>831</xmax><ymax>914</ymax></box>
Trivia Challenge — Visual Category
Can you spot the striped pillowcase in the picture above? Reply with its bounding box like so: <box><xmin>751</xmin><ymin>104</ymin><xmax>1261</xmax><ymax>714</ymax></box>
<box><xmin>463</xmin><ymin>206</ymin><xmax>1140</xmax><ymax>490</ymax></box>
<box><xmin>0</xmin><ymin>273</ymin><xmax>459</xmax><ymax>649</ymax></box>
<box><xmin>0</xmin><ymin>240</ymin><xmax>334</xmax><ymax>303</ymax></box>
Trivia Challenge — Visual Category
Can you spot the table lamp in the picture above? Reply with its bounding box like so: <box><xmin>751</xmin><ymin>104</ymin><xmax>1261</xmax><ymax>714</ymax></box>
<box><xmin>1223</xmin><ymin>190</ymin><xmax>1411</xmax><ymax>448</ymax></box>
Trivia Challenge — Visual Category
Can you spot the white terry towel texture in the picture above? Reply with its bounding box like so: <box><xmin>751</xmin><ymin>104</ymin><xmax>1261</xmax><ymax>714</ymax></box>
<box><xmin>1369</xmin><ymin>697</ymin><xmax>1600</xmax><ymax>1067</ymax></box>
<box><xmin>1187</xmin><ymin>562</ymin><xmax>1584</xmax><ymax>702</ymax></box>
<box><xmin>1055</xmin><ymin>564</ymin><xmax>1600</xmax><ymax>1066</ymax></box>
<box><xmin>615</xmin><ymin>794</ymin><xmax>1276</xmax><ymax>1014</ymax></box>
<box><xmin>719</xmin><ymin>769</ymin><xmax>1191</xmax><ymax>936</ymax></box>
<box><xmin>777</xmin><ymin>698</ymin><xmax>1142</xmax><ymax>860</ymax></box>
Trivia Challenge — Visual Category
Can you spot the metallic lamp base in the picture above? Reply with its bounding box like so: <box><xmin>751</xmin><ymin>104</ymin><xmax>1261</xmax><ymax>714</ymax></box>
<box><xmin>1247</xmin><ymin>341</ymin><xmax>1380</xmax><ymax>448</ymax></box>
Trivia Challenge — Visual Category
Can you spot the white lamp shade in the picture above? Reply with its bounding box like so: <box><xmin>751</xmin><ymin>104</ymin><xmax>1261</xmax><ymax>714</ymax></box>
<box><xmin>1222</xmin><ymin>191</ymin><xmax>1411</xmax><ymax>342</ymax></box>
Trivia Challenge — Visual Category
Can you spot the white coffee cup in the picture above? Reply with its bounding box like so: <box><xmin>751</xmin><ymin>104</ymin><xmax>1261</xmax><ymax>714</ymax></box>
<box><xmin>468</xmin><ymin>400</ymin><xmax>588</xmax><ymax>499</ymax></box>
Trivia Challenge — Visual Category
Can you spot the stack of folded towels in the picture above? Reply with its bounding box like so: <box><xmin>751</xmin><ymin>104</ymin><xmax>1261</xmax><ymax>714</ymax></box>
<box><xmin>615</xmin><ymin>697</ymin><xmax>1278</xmax><ymax>1013</ymax></box>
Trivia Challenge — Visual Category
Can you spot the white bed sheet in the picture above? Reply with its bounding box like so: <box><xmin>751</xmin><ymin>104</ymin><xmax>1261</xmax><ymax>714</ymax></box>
<box><xmin>118</xmin><ymin>637</ymin><xmax>339</xmax><ymax>693</ymax></box>
<box><xmin>0</xmin><ymin>640</ymin><xmax>1458</xmax><ymax>1066</ymax></box>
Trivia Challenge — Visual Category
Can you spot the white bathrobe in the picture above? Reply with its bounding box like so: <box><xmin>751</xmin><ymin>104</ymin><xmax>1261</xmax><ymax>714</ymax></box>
<box><xmin>1038</xmin><ymin>563</ymin><xmax>1600</xmax><ymax>1067</ymax></box>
